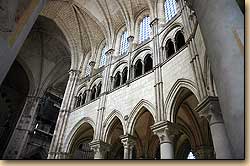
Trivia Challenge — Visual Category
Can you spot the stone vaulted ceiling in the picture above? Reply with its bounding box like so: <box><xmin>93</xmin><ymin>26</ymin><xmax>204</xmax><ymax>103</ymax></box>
<box><xmin>40</xmin><ymin>0</ymin><xmax>153</xmax><ymax>69</ymax></box>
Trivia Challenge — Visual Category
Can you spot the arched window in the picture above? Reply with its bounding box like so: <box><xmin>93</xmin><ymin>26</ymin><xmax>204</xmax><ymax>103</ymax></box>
<box><xmin>165</xmin><ymin>39</ymin><xmax>175</xmax><ymax>58</ymax></box>
<box><xmin>85</xmin><ymin>64</ymin><xmax>91</xmax><ymax>77</ymax></box>
<box><xmin>96</xmin><ymin>83</ymin><xmax>102</xmax><ymax>97</ymax></box>
<box><xmin>144</xmin><ymin>54</ymin><xmax>153</xmax><ymax>73</ymax></box>
<box><xmin>119</xmin><ymin>30</ymin><xmax>129</xmax><ymax>55</ymax></box>
<box><xmin>122</xmin><ymin>67</ymin><xmax>128</xmax><ymax>84</ymax></box>
<box><xmin>175</xmin><ymin>31</ymin><xmax>185</xmax><ymax>50</ymax></box>
<box><xmin>114</xmin><ymin>72</ymin><xmax>121</xmax><ymax>88</ymax></box>
<box><xmin>90</xmin><ymin>86</ymin><xmax>96</xmax><ymax>100</ymax></box>
<box><xmin>77</xmin><ymin>93</ymin><xmax>82</xmax><ymax>107</ymax></box>
<box><xmin>99</xmin><ymin>45</ymin><xmax>107</xmax><ymax>67</ymax></box>
<box><xmin>139</xmin><ymin>16</ymin><xmax>151</xmax><ymax>43</ymax></box>
<box><xmin>81</xmin><ymin>91</ymin><xmax>87</xmax><ymax>105</ymax></box>
<box><xmin>134</xmin><ymin>60</ymin><xmax>143</xmax><ymax>78</ymax></box>
<box><xmin>165</xmin><ymin>0</ymin><xmax>177</xmax><ymax>22</ymax></box>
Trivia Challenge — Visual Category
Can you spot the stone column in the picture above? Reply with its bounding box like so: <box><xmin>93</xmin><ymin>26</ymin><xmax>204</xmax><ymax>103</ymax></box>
<box><xmin>120</xmin><ymin>134</ymin><xmax>136</xmax><ymax>159</ymax></box>
<box><xmin>94</xmin><ymin>49</ymin><xmax>114</xmax><ymax>141</ymax></box>
<box><xmin>3</xmin><ymin>95</ymin><xmax>42</xmax><ymax>159</ymax></box>
<box><xmin>151</xmin><ymin>121</ymin><xmax>179</xmax><ymax>159</ymax></box>
<box><xmin>126</xmin><ymin>36</ymin><xmax>134</xmax><ymax>85</ymax></box>
<box><xmin>48</xmin><ymin>69</ymin><xmax>80</xmax><ymax>159</ymax></box>
<box><xmin>188</xmin><ymin>0</ymin><xmax>244</xmax><ymax>158</ymax></box>
<box><xmin>195</xmin><ymin>96</ymin><xmax>233</xmax><ymax>159</ymax></box>
<box><xmin>150</xmin><ymin>18</ymin><xmax>165</xmax><ymax>121</ymax></box>
<box><xmin>89</xmin><ymin>140</ymin><xmax>110</xmax><ymax>159</ymax></box>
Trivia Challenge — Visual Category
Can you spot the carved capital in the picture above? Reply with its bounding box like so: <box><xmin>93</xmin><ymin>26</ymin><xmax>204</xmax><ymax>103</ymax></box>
<box><xmin>89</xmin><ymin>140</ymin><xmax>111</xmax><ymax>154</ymax></box>
<box><xmin>194</xmin><ymin>96</ymin><xmax>224</xmax><ymax>126</ymax></box>
<box><xmin>151</xmin><ymin>121</ymin><xmax>179</xmax><ymax>144</ymax></box>
<box><xmin>120</xmin><ymin>134</ymin><xmax>136</xmax><ymax>148</ymax></box>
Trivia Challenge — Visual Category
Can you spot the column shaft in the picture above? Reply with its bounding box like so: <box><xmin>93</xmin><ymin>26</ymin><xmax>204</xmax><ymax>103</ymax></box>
<box><xmin>48</xmin><ymin>69</ymin><xmax>80</xmax><ymax>159</ymax></box>
<box><xmin>196</xmin><ymin>96</ymin><xmax>233</xmax><ymax>159</ymax></box>
<box><xmin>160</xmin><ymin>141</ymin><xmax>173</xmax><ymax>159</ymax></box>
<box><xmin>191</xmin><ymin>0</ymin><xmax>244</xmax><ymax>158</ymax></box>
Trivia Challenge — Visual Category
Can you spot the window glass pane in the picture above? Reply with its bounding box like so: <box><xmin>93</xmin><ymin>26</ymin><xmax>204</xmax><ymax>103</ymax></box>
<box><xmin>165</xmin><ymin>0</ymin><xmax>177</xmax><ymax>22</ymax></box>
<box><xmin>99</xmin><ymin>45</ymin><xmax>107</xmax><ymax>67</ymax></box>
<box><xmin>85</xmin><ymin>64</ymin><xmax>91</xmax><ymax>77</ymax></box>
<box><xmin>139</xmin><ymin>16</ymin><xmax>151</xmax><ymax>43</ymax></box>
<box><xmin>119</xmin><ymin>31</ymin><xmax>128</xmax><ymax>55</ymax></box>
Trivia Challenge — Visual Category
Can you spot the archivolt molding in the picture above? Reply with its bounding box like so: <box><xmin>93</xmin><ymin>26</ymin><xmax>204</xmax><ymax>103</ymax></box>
<box><xmin>102</xmin><ymin>110</ymin><xmax>126</xmax><ymax>142</ymax></box>
<box><xmin>111</xmin><ymin>60</ymin><xmax>128</xmax><ymax>77</ymax></box>
<box><xmin>160</xmin><ymin>23</ymin><xmax>183</xmax><ymax>47</ymax></box>
<box><xmin>63</xmin><ymin>117</ymin><xmax>96</xmax><ymax>153</ymax></box>
<box><xmin>127</xmin><ymin>99</ymin><xmax>156</xmax><ymax>135</ymax></box>
<box><xmin>164</xmin><ymin>78</ymin><xmax>200</xmax><ymax>122</ymax></box>
<box><xmin>89</xmin><ymin>76</ymin><xmax>102</xmax><ymax>90</ymax></box>
<box><xmin>132</xmin><ymin>48</ymin><xmax>152</xmax><ymax>66</ymax></box>
<box><xmin>76</xmin><ymin>84</ymin><xmax>87</xmax><ymax>96</ymax></box>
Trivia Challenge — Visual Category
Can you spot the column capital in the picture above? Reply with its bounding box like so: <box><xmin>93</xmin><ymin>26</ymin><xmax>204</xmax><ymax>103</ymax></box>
<box><xmin>151</xmin><ymin>121</ymin><xmax>179</xmax><ymax>143</ymax></box>
<box><xmin>120</xmin><ymin>134</ymin><xmax>136</xmax><ymax>148</ymax></box>
<box><xmin>194</xmin><ymin>96</ymin><xmax>224</xmax><ymax>126</ymax></box>
<box><xmin>89</xmin><ymin>140</ymin><xmax>111</xmax><ymax>154</ymax></box>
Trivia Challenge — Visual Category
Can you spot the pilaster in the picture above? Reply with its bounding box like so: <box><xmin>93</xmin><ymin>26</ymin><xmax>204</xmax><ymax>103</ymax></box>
<box><xmin>48</xmin><ymin>69</ymin><xmax>80</xmax><ymax>159</ymax></box>
<box><xmin>94</xmin><ymin>49</ymin><xmax>114</xmax><ymax>141</ymax></box>
<box><xmin>126</xmin><ymin>36</ymin><xmax>134</xmax><ymax>85</ymax></box>
<box><xmin>150</xmin><ymin>18</ymin><xmax>164</xmax><ymax>122</ymax></box>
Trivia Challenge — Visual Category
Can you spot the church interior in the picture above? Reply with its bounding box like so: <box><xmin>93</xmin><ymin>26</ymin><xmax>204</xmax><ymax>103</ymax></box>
<box><xmin>0</xmin><ymin>0</ymin><xmax>244</xmax><ymax>160</ymax></box>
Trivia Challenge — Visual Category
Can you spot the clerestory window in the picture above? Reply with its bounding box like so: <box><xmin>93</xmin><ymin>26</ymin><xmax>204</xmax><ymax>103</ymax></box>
<box><xmin>139</xmin><ymin>16</ymin><xmax>151</xmax><ymax>43</ymax></box>
<box><xmin>119</xmin><ymin>31</ymin><xmax>129</xmax><ymax>55</ymax></box>
<box><xmin>165</xmin><ymin>0</ymin><xmax>177</xmax><ymax>22</ymax></box>
<box><xmin>99</xmin><ymin>45</ymin><xmax>107</xmax><ymax>67</ymax></box>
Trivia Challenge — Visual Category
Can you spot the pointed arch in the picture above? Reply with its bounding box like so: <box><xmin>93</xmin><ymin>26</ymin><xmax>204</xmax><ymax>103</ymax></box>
<box><xmin>40</xmin><ymin>11</ymin><xmax>80</xmax><ymax>70</ymax></box>
<box><xmin>111</xmin><ymin>60</ymin><xmax>128</xmax><ymax>77</ymax></box>
<box><xmin>102</xmin><ymin>110</ymin><xmax>126</xmax><ymax>142</ymax></box>
<box><xmin>164</xmin><ymin>79</ymin><xmax>200</xmax><ymax>122</ymax></box>
<box><xmin>160</xmin><ymin>23</ymin><xmax>183</xmax><ymax>47</ymax></box>
<box><xmin>127</xmin><ymin>99</ymin><xmax>156</xmax><ymax>135</ymax></box>
<box><xmin>63</xmin><ymin>117</ymin><xmax>95</xmax><ymax>153</ymax></box>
